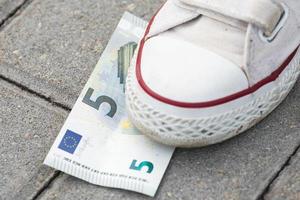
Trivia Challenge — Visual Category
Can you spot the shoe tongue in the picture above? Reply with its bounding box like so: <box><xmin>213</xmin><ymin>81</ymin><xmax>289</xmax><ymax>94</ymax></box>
<box><xmin>162</xmin><ymin>14</ymin><xmax>247</xmax><ymax>67</ymax></box>
<box><xmin>177</xmin><ymin>0</ymin><xmax>282</xmax><ymax>36</ymax></box>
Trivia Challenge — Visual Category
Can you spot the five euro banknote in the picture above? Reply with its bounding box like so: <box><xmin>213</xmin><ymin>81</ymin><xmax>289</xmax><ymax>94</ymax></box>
<box><xmin>44</xmin><ymin>12</ymin><xmax>175</xmax><ymax>197</ymax></box>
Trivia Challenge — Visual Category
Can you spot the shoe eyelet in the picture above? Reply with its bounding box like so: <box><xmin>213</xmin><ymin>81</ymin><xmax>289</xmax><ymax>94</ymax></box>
<box><xmin>259</xmin><ymin>3</ymin><xmax>289</xmax><ymax>43</ymax></box>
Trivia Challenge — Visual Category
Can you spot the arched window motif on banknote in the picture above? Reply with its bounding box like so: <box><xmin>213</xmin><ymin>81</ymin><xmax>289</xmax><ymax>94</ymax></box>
<box><xmin>117</xmin><ymin>42</ymin><xmax>138</xmax><ymax>92</ymax></box>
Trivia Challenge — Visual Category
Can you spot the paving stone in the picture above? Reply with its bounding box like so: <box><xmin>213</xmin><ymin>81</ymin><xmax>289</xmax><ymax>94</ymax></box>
<box><xmin>38</xmin><ymin>80</ymin><xmax>300</xmax><ymax>200</ymax></box>
<box><xmin>0</xmin><ymin>0</ymin><xmax>164</xmax><ymax>108</ymax></box>
<box><xmin>0</xmin><ymin>79</ymin><xmax>68</xmax><ymax>199</ymax></box>
<box><xmin>265</xmin><ymin>148</ymin><xmax>300</xmax><ymax>200</ymax></box>
<box><xmin>0</xmin><ymin>0</ymin><xmax>25</xmax><ymax>25</ymax></box>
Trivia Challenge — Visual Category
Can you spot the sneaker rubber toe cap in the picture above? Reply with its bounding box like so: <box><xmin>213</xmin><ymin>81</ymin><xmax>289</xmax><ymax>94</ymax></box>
<box><xmin>139</xmin><ymin>35</ymin><xmax>249</xmax><ymax>103</ymax></box>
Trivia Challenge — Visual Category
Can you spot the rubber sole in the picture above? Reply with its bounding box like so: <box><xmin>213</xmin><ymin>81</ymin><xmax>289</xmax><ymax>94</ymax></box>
<box><xmin>125</xmin><ymin>48</ymin><xmax>300</xmax><ymax>148</ymax></box>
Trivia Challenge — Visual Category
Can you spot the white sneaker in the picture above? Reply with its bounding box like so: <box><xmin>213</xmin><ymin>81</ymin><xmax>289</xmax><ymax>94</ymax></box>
<box><xmin>125</xmin><ymin>0</ymin><xmax>300</xmax><ymax>147</ymax></box>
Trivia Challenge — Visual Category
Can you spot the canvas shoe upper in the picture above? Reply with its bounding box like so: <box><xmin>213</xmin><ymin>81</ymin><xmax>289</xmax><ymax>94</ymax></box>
<box><xmin>136</xmin><ymin>0</ymin><xmax>300</xmax><ymax>106</ymax></box>
<box><xmin>125</xmin><ymin>0</ymin><xmax>300</xmax><ymax>147</ymax></box>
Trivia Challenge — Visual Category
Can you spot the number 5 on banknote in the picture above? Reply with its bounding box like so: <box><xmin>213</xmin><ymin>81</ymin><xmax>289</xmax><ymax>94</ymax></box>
<box><xmin>130</xmin><ymin>159</ymin><xmax>154</xmax><ymax>174</ymax></box>
<box><xmin>82</xmin><ymin>87</ymin><xmax>117</xmax><ymax>118</ymax></box>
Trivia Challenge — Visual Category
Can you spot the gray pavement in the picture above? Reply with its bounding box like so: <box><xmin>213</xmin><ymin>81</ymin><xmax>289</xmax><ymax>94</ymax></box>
<box><xmin>0</xmin><ymin>0</ymin><xmax>300</xmax><ymax>200</ymax></box>
<box><xmin>0</xmin><ymin>79</ymin><xmax>67</xmax><ymax>199</ymax></box>
<box><xmin>0</xmin><ymin>0</ymin><xmax>25</xmax><ymax>25</ymax></box>
<box><xmin>265</xmin><ymin>148</ymin><xmax>300</xmax><ymax>200</ymax></box>
<box><xmin>0</xmin><ymin>0</ymin><xmax>164</xmax><ymax>108</ymax></box>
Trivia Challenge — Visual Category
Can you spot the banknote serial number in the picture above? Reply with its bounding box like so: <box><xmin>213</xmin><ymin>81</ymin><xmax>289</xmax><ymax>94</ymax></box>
<box><xmin>63</xmin><ymin>157</ymin><xmax>148</xmax><ymax>183</ymax></box>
